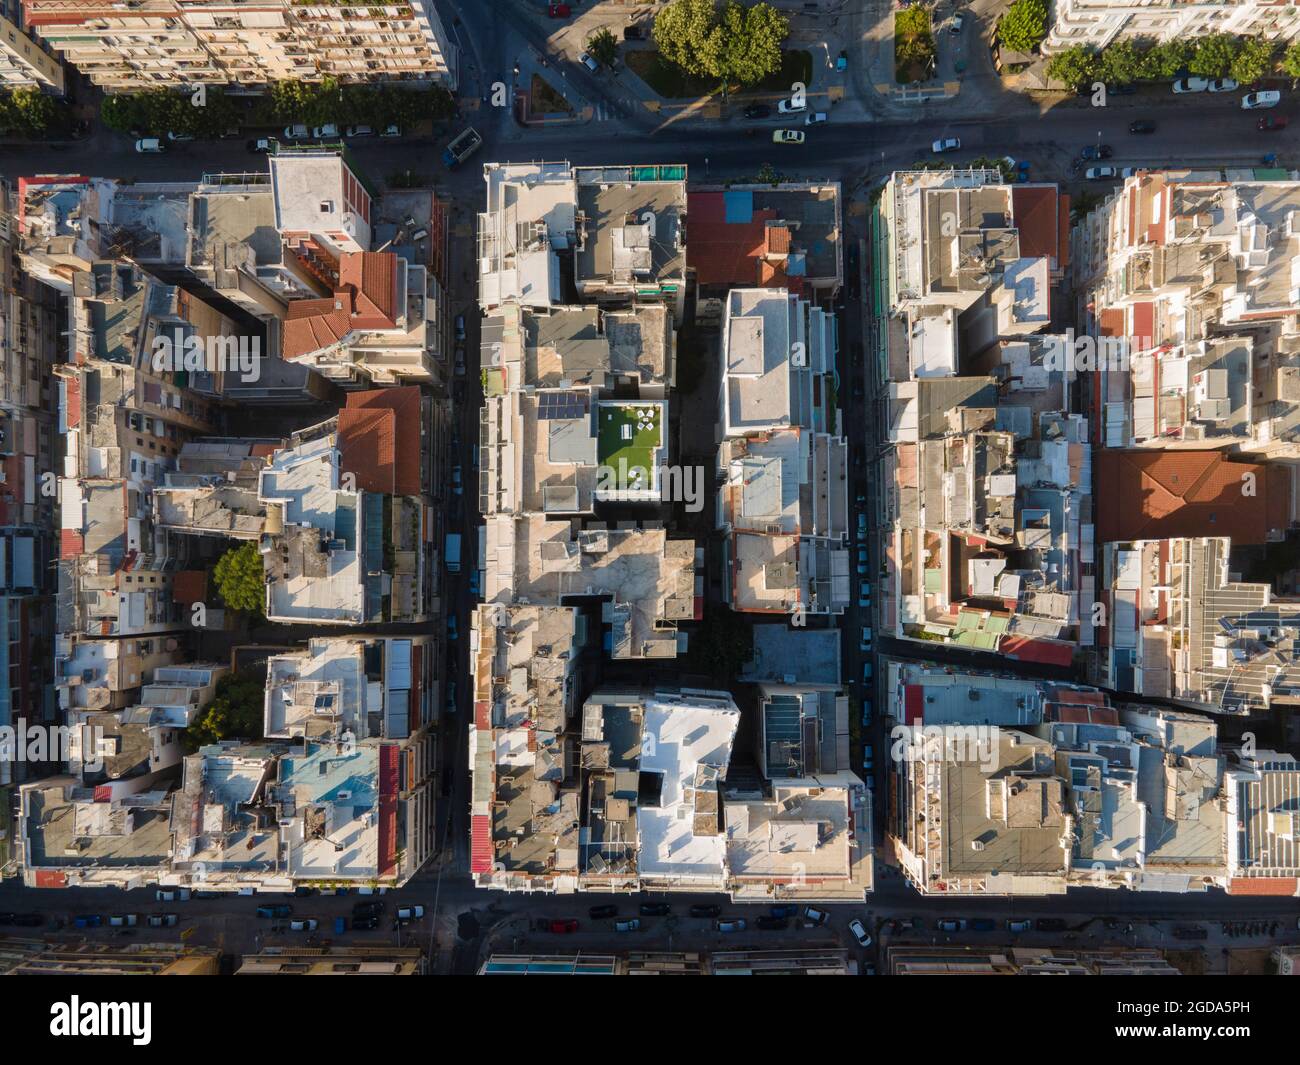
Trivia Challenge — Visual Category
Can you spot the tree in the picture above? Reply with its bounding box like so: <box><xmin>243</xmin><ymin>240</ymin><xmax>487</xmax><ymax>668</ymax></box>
<box><xmin>213</xmin><ymin>542</ymin><xmax>265</xmax><ymax>615</ymax></box>
<box><xmin>1188</xmin><ymin>33</ymin><xmax>1240</xmax><ymax>78</ymax></box>
<box><xmin>1230</xmin><ymin>37</ymin><xmax>1277</xmax><ymax>84</ymax></box>
<box><xmin>655</xmin><ymin>0</ymin><xmax>722</xmax><ymax>78</ymax></box>
<box><xmin>1284</xmin><ymin>42</ymin><xmax>1300</xmax><ymax>82</ymax></box>
<box><xmin>1098</xmin><ymin>38</ymin><xmax>1142</xmax><ymax>85</ymax></box>
<box><xmin>653</xmin><ymin>0</ymin><xmax>788</xmax><ymax>86</ymax></box>
<box><xmin>1137</xmin><ymin>39</ymin><xmax>1191</xmax><ymax>80</ymax></box>
<box><xmin>996</xmin><ymin>0</ymin><xmax>1048</xmax><ymax>55</ymax></box>
<box><xmin>586</xmin><ymin>27</ymin><xmax>619</xmax><ymax>69</ymax></box>
<box><xmin>186</xmin><ymin>671</ymin><xmax>265</xmax><ymax>750</ymax></box>
<box><xmin>1046</xmin><ymin>45</ymin><xmax>1100</xmax><ymax>90</ymax></box>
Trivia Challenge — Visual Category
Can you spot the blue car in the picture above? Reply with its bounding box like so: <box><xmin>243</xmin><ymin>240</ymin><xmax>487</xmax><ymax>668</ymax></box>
<box><xmin>769</xmin><ymin>905</ymin><xmax>798</xmax><ymax>919</ymax></box>
<box><xmin>74</xmin><ymin>914</ymin><xmax>102</xmax><ymax>928</ymax></box>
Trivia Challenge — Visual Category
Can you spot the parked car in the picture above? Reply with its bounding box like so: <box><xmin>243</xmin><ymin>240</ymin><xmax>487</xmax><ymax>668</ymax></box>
<box><xmin>1243</xmin><ymin>90</ymin><xmax>1282</xmax><ymax>109</ymax></box>
<box><xmin>1085</xmin><ymin>166</ymin><xmax>1119</xmax><ymax>180</ymax></box>
<box><xmin>256</xmin><ymin>905</ymin><xmax>292</xmax><ymax>919</ymax></box>
<box><xmin>690</xmin><ymin>904</ymin><xmax>721</xmax><ymax>919</ymax></box>
<box><xmin>970</xmin><ymin>918</ymin><xmax>996</xmax><ymax>931</ymax></box>
<box><xmin>1128</xmin><ymin>120</ymin><xmax>1156</xmax><ymax>134</ymax></box>
<box><xmin>860</xmin><ymin>626</ymin><xmax>873</xmax><ymax>651</ymax></box>
<box><xmin>1172</xmin><ymin>77</ymin><xmax>1210</xmax><ymax>93</ymax></box>
<box><xmin>547</xmin><ymin>3</ymin><xmax>571</xmax><ymax>16</ymax></box>
<box><xmin>742</xmin><ymin>103</ymin><xmax>772</xmax><ymax>119</ymax></box>
<box><xmin>549</xmin><ymin>918</ymin><xmax>579</xmax><ymax>933</ymax></box>
<box><xmin>345</xmin><ymin>125</ymin><xmax>374</xmax><ymax>138</ymax></box>
<box><xmin>1258</xmin><ymin>115</ymin><xmax>1289</xmax><ymax>131</ymax></box>
<box><xmin>849</xmin><ymin>918</ymin><xmax>872</xmax><ymax>947</ymax></box>
<box><xmin>614</xmin><ymin>918</ymin><xmax>640</xmax><ymax>932</ymax></box>
<box><xmin>936</xmin><ymin>919</ymin><xmax>967</xmax><ymax>932</ymax></box>
<box><xmin>756</xmin><ymin>916</ymin><xmax>789</xmax><ymax>930</ymax></box>
<box><xmin>147</xmin><ymin>913</ymin><xmax>178</xmax><ymax>927</ymax></box>
<box><xmin>312</xmin><ymin>123</ymin><xmax>339</xmax><ymax>139</ymax></box>
<box><xmin>1207</xmin><ymin>78</ymin><xmax>1239</xmax><ymax>93</ymax></box>
<box><xmin>396</xmin><ymin>905</ymin><xmax>424</xmax><ymax>922</ymax></box>
<box><xmin>579</xmin><ymin>52</ymin><xmax>600</xmax><ymax>72</ymax></box>
<box><xmin>1079</xmin><ymin>144</ymin><xmax>1112</xmax><ymax>160</ymax></box>
<box><xmin>777</xmin><ymin>96</ymin><xmax>806</xmax><ymax>114</ymax></box>
<box><xmin>639</xmin><ymin>903</ymin><xmax>671</xmax><ymax>917</ymax></box>
<box><xmin>862</xmin><ymin>744</ymin><xmax>874</xmax><ymax>771</ymax></box>
<box><xmin>454</xmin><ymin>346</ymin><xmax>466</xmax><ymax>377</ymax></box>
<box><xmin>166</xmin><ymin>131</ymin><xmax>194</xmax><ymax>142</ymax></box>
<box><xmin>135</xmin><ymin>138</ymin><xmax>165</xmax><ymax>153</ymax></box>
<box><xmin>804</xmin><ymin>906</ymin><xmax>830</xmax><ymax>926</ymax></box>
<box><xmin>74</xmin><ymin>914</ymin><xmax>103</xmax><ymax>928</ymax></box>
<box><xmin>949</xmin><ymin>13</ymin><xmax>964</xmax><ymax>33</ymax></box>
<box><xmin>717</xmin><ymin>919</ymin><xmax>747</xmax><ymax>933</ymax></box>
<box><xmin>289</xmin><ymin>919</ymin><xmax>318</xmax><ymax>932</ymax></box>
<box><xmin>863</xmin><ymin>661</ymin><xmax>873</xmax><ymax>681</ymax></box>
<box><xmin>772</xmin><ymin>129</ymin><xmax>805</xmax><ymax>144</ymax></box>
<box><xmin>805</xmin><ymin>112</ymin><xmax>828</xmax><ymax>126</ymax></box>
<box><xmin>247</xmin><ymin>137</ymin><xmax>275</xmax><ymax>153</ymax></box>
<box><xmin>769</xmin><ymin>905</ymin><xmax>798</xmax><ymax>919</ymax></box>
<box><xmin>445</xmin><ymin>680</ymin><xmax>458</xmax><ymax>715</ymax></box>
<box><xmin>468</xmin><ymin>570</ymin><xmax>481</xmax><ymax>597</ymax></box>
<box><xmin>858</xmin><ymin>583</ymin><xmax>871</xmax><ymax>609</ymax></box>
<box><xmin>451</xmin><ymin>465</ymin><xmax>463</xmax><ymax>496</ymax></box>
<box><xmin>283</xmin><ymin>124</ymin><xmax>309</xmax><ymax>140</ymax></box>
<box><xmin>352</xmin><ymin>914</ymin><xmax>379</xmax><ymax>930</ymax></box>
<box><xmin>454</xmin><ymin>314</ymin><xmax>467</xmax><ymax>342</ymax></box>
<box><xmin>380</xmin><ymin>124</ymin><xmax>401</xmax><ymax>138</ymax></box>
<box><xmin>932</xmin><ymin>137</ymin><xmax>961</xmax><ymax>154</ymax></box>
<box><xmin>589</xmin><ymin>904</ymin><xmax>618</xmax><ymax>919</ymax></box>
<box><xmin>353</xmin><ymin>900</ymin><xmax>385</xmax><ymax>918</ymax></box>
<box><xmin>861</xmin><ymin>697</ymin><xmax>873</xmax><ymax>727</ymax></box>
<box><xmin>1007</xmin><ymin>919</ymin><xmax>1033</xmax><ymax>933</ymax></box>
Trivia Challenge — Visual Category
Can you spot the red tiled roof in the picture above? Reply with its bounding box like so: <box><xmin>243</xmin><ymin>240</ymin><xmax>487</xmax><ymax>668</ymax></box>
<box><xmin>60</xmin><ymin>530</ymin><xmax>84</xmax><ymax>559</ymax></box>
<box><xmin>1095</xmin><ymin>449</ymin><xmax>1291</xmax><ymax>545</ymax></box>
<box><xmin>904</xmin><ymin>684</ymin><xmax>924</xmax><ymax>725</ymax></box>
<box><xmin>344</xmin><ymin>386</ymin><xmax>422</xmax><ymax>496</ymax></box>
<box><xmin>764</xmin><ymin>223</ymin><xmax>791</xmax><ymax>255</ymax></box>
<box><xmin>64</xmin><ymin>374</ymin><xmax>81</xmax><ymax>428</ymax></box>
<box><xmin>687</xmin><ymin>191</ymin><xmax>779</xmax><ymax>286</ymax></box>
<box><xmin>999</xmin><ymin>635</ymin><xmax>1075</xmax><ymax>666</ymax></box>
<box><xmin>1011</xmin><ymin>186</ymin><xmax>1059</xmax><ymax>263</ymax></box>
<box><xmin>1227</xmin><ymin>877</ymin><xmax>1299</xmax><ymax>897</ymax></box>
<box><xmin>34</xmin><ymin>869</ymin><xmax>68</xmax><ymax>888</ymax></box>
<box><xmin>337</xmin><ymin>407</ymin><xmax>397</xmax><ymax>494</ymax></box>
<box><xmin>282</xmin><ymin>251</ymin><xmax>401</xmax><ymax>360</ymax></box>
<box><xmin>171</xmin><ymin>570</ymin><xmax>208</xmax><ymax>605</ymax></box>
<box><xmin>470</xmin><ymin>814</ymin><xmax>494</xmax><ymax>874</ymax></box>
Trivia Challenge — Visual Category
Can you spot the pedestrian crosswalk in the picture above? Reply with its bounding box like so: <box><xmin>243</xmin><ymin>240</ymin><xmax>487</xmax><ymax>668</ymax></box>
<box><xmin>592</xmin><ymin>101</ymin><xmax>621</xmax><ymax>122</ymax></box>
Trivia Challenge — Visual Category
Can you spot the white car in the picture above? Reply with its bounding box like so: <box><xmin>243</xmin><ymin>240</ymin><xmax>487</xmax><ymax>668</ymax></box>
<box><xmin>345</xmin><ymin>125</ymin><xmax>373</xmax><ymax>138</ymax></box>
<box><xmin>932</xmin><ymin>137</ymin><xmax>961</xmax><ymax>153</ymax></box>
<box><xmin>312</xmin><ymin>124</ymin><xmax>339</xmax><ymax>139</ymax></box>
<box><xmin>849</xmin><ymin>918</ymin><xmax>872</xmax><ymax>947</ymax></box>
<box><xmin>380</xmin><ymin>125</ymin><xmax>402</xmax><ymax>138</ymax></box>
<box><xmin>773</xmin><ymin>129</ymin><xmax>805</xmax><ymax>144</ymax></box>
<box><xmin>1207</xmin><ymin>78</ymin><xmax>1238</xmax><ymax>93</ymax></box>
<box><xmin>1242</xmin><ymin>90</ymin><xmax>1282</xmax><ymax>109</ymax></box>
<box><xmin>1172</xmin><ymin>77</ymin><xmax>1209</xmax><ymax>93</ymax></box>
<box><xmin>777</xmin><ymin>97</ymin><xmax>806</xmax><ymax>114</ymax></box>
<box><xmin>166</xmin><ymin>131</ymin><xmax>194</xmax><ymax>142</ymax></box>
<box><xmin>396</xmin><ymin>905</ymin><xmax>425</xmax><ymax>922</ymax></box>
<box><xmin>805</xmin><ymin>112</ymin><xmax>828</xmax><ymax>126</ymax></box>
<box><xmin>147</xmin><ymin>914</ymin><xmax>178</xmax><ymax>928</ymax></box>
<box><xmin>135</xmin><ymin>138</ymin><xmax>165</xmax><ymax>153</ymax></box>
<box><xmin>1085</xmin><ymin>165</ymin><xmax>1119</xmax><ymax>180</ymax></box>
<box><xmin>283</xmin><ymin>124</ymin><xmax>309</xmax><ymax>140</ymax></box>
<box><xmin>949</xmin><ymin>13</ymin><xmax>964</xmax><ymax>33</ymax></box>
<box><xmin>289</xmin><ymin>918</ymin><xmax>318</xmax><ymax>932</ymax></box>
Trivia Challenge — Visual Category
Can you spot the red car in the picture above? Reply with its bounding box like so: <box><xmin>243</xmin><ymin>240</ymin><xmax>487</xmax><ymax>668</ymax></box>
<box><xmin>1258</xmin><ymin>115</ymin><xmax>1288</xmax><ymax>132</ymax></box>
<box><xmin>548</xmin><ymin>3</ymin><xmax>571</xmax><ymax>16</ymax></box>
<box><xmin>549</xmin><ymin>918</ymin><xmax>579</xmax><ymax>933</ymax></box>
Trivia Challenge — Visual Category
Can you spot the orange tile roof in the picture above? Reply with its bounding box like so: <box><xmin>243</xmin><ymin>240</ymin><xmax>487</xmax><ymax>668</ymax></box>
<box><xmin>338</xmin><ymin>407</ymin><xmax>398</xmax><ymax>495</ymax></box>
<box><xmin>1011</xmin><ymin>186</ymin><xmax>1059</xmax><ymax>263</ymax></box>
<box><xmin>1096</xmin><ymin>449</ymin><xmax>1291</xmax><ymax>545</ymax></box>
<box><xmin>764</xmin><ymin>223</ymin><xmax>791</xmax><ymax>256</ymax></box>
<box><xmin>283</xmin><ymin>251</ymin><xmax>400</xmax><ymax>360</ymax></box>
<box><xmin>1227</xmin><ymin>876</ymin><xmax>1299</xmax><ymax>897</ymax></box>
<box><xmin>171</xmin><ymin>570</ymin><xmax>208</xmax><ymax>605</ymax></box>
<box><xmin>344</xmin><ymin>386</ymin><xmax>422</xmax><ymax>496</ymax></box>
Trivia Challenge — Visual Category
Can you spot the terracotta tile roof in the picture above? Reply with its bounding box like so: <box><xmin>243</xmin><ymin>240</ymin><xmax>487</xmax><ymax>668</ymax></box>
<box><xmin>1227</xmin><ymin>876</ymin><xmax>1299</xmax><ymax>896</ymax></box>
<box><xmin>338</xmin><ymin>407</ymin><xmax>397</xmax><ymax>494</ymax></box>
<box><xmin>1011</xmin><ymin>186</ymin><xmax>1059</xmax><ymax>263</ymax></box>
<box><xmin>764</xmin><ymin>223</ymin><xmax>791</xmax><ymax>255</ymax></box>
<box><xmin>282</xmin><ymin>251</ymin><xmax>401</xmax><ymax>360</ymax></box>
<box><xmin>171</xmin><ymin>570</ymin><xmax>208</xmax><ymax>605</ymax></box>
<box><xmin>999</xmin><ymin>634</ymin><xmax>1075</xmax><ymax>666</ymax></box>
<box><xmin>1095</xmin><ymin>449</ymin><xmax>1291</xmax><ymax>545</ymax></box>
<box><xmin>687</xmin><ymin>191</ymin><xmax>779</xmax><ymax>286</ymax></box>
<box><xmin>343</xmin><ymin>386</ymin><xmax>422</xmax><ymax>496</ymax></box>
<box><xmin>60</xmin><ymin>529</ymin><xmax>83</xmax><ymax>559</ymax></box>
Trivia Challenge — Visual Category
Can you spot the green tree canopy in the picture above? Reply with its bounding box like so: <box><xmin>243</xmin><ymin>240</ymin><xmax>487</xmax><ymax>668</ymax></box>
<box><xmin>1046</xmin><ymin>45</ymin><xmax>1100</xmax><ymax>90</ymax></box>
<box><xmin>1137</xmin><ymin>39</ymin><xmax>1192</xmax><ymax>80</ymax></box>
<box><xmin>996</xmin><ymin>0</ymin><xmax>1048</xmax><ymax>55</ymax></box>
<box><xmin>1188</xmin><ymin>33</ymin><xmax>1240</xmax><ymax>78</ymax></box>
<box><xmin>586</xmin><ymin>27</ymin><xmax>619</xmax><ymax>68</ymax></box>
<box><xmin>187</xmin><ymin>671</ymin><xmax>265</xmax><ymax>750</ymax></box>
<box><xmin>1098</xmin><ymin>38</ymin><xmax>1142</xmax><ymax>85</ymax></box>
<box><xmin>0</xmin><ymin>88</ymin><xmax>69</xmax><ymax>136</ymax></box>
<box><xmin>1284</xmin><ymin>42</ymin><xmax>1300</xmax><ymax>81</ymax></box>
<box><xmin>213</xmin><ymin>541</ymin><xmax>265</xmax><ymax>615</ymax></box>
<box><xmin>654</xmin><ymin>0</ymin><xmax>789</xmax><ymax>86</ymax></box>
<box><xmin>1230</xmin><ymin>37</ymin><xmax>1277</xmax><ymax>84</ymax></box>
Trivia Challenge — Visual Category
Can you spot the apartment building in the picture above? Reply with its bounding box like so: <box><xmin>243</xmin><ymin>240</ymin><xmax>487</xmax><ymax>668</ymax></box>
<box><xmin>1225</xmin><ymin>749</ymin><xmax>1300</xmax><ymax>896</ymax></box>
<box><xmin>22</xmin><ymin>0</ymin><xmax>455</xmax><ymax>91</ymax></box>
<box><xmin>478</xmin><ymin>161</ymin><xmax>688</xmax><ymax>322</ymax></box>
<box><xmin>1072</xmin><ymin>173</ymin><xmax>1300</xmax><ymax>457</ymax></box>
<box><xmin>889</xmin><ymin>947</ymin><xmax>1182</xmax><ymax>975</ymax></box>
<box><xmin>1043</xmin><ymin>0</ymin><xmax>1300</xmax><ymax>55</ymax></box>
<box><xmin>871</xmin><ymin>169</ymin><xmax>1088</xmax><ymax>665</ymax></box>
<box><xmin>0</xmin><ymin>5</ymin><xmax>63</xmax><ymax>90</ymax></box>
<box><xmin>885</xmin><ymin>661</ymin><xmax>1233</xmax><ymax>895</ymax></box>
<box><xmin>716</xmin><ymin>287</ymin><xmax>850</xmax><ymax>617</ymax></box>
